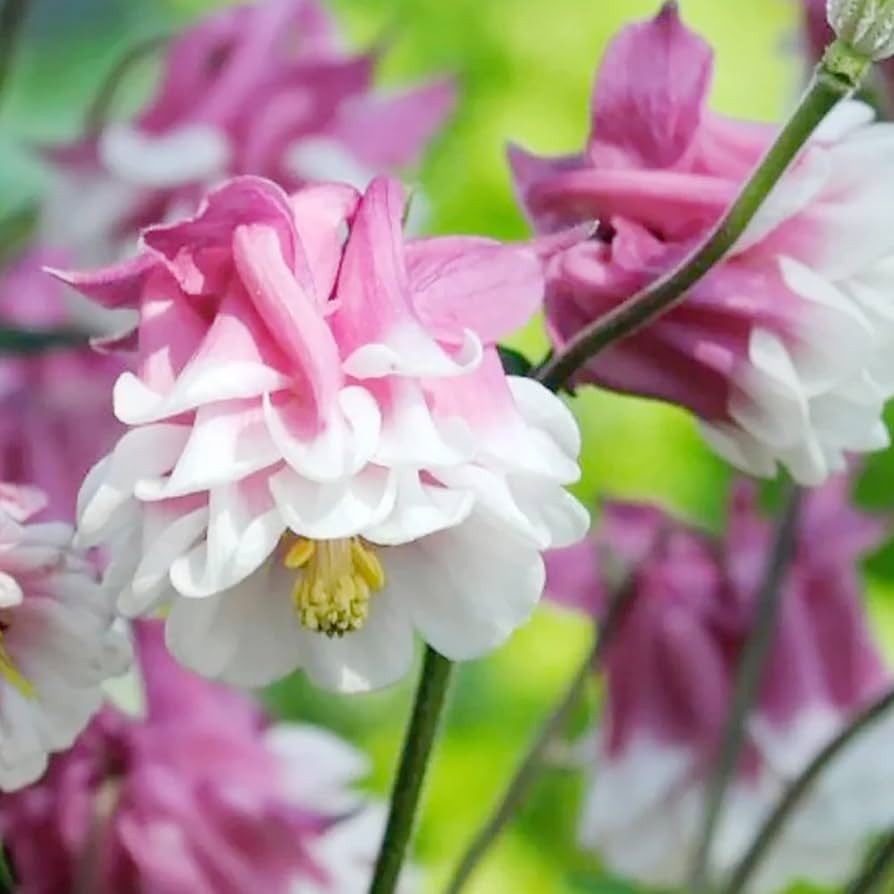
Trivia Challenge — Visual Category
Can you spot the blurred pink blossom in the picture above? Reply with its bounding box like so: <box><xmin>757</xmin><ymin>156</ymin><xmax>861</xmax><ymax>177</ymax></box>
<box><xmin>511</xmin><ymin>2</ymin><xmax>894</xmax><ymax>485</ymax></box>
<box><xmin>0</xmin><ymin>250</ymin><xmax>123</xmax><ymax>520</ymax></box>
<box><xmin>0</xmin><ymin>621</ymin><xmax>394</xmax><ymax>894</ymax></box>
<box><xmin>42</xmin><ymin>0</ymin><xmax>455</xmax><ymax>263</ymax></box>
<box><xmin>56</xmin><ymin>173</ymin><xmax>586</xmax><ymax>692</ymax></box>
<box><xmin>545</xmin><ymin>476</ymin><xmax>894</xmax><ymax>891</ymax></box>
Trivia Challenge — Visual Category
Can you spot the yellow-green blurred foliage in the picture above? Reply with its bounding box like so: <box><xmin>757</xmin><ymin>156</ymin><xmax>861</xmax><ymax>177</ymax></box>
<box><xmin>7</xmin><ymin>2</ymin><xmax>894</xmax><ymax>892</ymax></box>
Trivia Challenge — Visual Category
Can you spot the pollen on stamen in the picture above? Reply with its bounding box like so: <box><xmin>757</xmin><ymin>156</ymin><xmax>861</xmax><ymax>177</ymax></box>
<box><xmin>0</xmin><ymin>636</ymin><xmax>35</xmax><ymax>700</ymax></box>
<box><xmin>283</xmin><ymin>536</ymin><xmax>385</xmax><ymax>637</ymax></box>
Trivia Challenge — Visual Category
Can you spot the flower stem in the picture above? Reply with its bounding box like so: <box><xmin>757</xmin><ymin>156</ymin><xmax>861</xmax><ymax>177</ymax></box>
<box><xmin>722</xmin><ymin>682</ymin><xmax>894</xmax><ymax>894</ymax></box>
<box><xmin>0</xmin><ymin>0</ymin><xmax>29</xmax><ymax>105</ymax></box>
<box><xmin>845</xmin><ymin>828</ymin><xmax>894</xmax><ymax>894</ymax></box>
<box><xmin>689</xmin><ymin>484</ymin><xmax>803</xmax><ymax>893</ymax></box>
<box><xmin>536</xmin><ymin>40</ymin><xmax>868</xmax><ymax>393</ymax></box>
<box><xmin>443</xmin><ymin>579</ymin><xmax>637</xmax><ymax>894</ymax></box>
<box><xmin>368</xmin><ymin>647</ymin><xmax>453</xmax><ymax>894</ymax></box>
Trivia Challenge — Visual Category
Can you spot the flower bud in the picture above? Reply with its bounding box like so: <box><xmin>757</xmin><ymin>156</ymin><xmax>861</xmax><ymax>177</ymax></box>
<box><xmin>828</xmin><ymin>0</ymin><xmax>894</xmax><ymax>60</ymax></box>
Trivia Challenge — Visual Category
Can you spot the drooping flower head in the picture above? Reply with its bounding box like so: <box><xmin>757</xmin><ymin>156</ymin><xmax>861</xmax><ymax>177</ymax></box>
<box><xmin>0</xmin><ymin>482</ymin><xmax>130</xmax><ymax>792</ymax></box>
<box><xmin>0</xmin><ymin>249</ymin><xmax>124</xmax><ymax>519</ymax></box>
<box><xmin>42</xmin><ymin>0</ymin><xmax>455</xmax><ymax>264</ymax></box>
<box><xmin>545</xmin><ymin>475</ymin><xmax>894</xmax><ymax>891</ymax></box>
<box><xmin>0</xmin><ymin>621</ymin><xmax>396</xmax><ymax>894</ymax></box>
<box><xmin>57</xmin><ymin>173</ymin><xmax>587</xmax><ymax>692</ymax></box>
<box><xmin>511</xmin><ymin>3</ymin><xmax>894</xmax><ymax>485</ymax></box>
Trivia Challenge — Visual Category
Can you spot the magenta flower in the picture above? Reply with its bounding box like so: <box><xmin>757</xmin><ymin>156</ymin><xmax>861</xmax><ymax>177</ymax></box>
<box><xmin>0</xmin><ymin>482</ymin><xmax>129</xmax><ymax>791</ymax></box>
<box><xmin>510</xmin><ymin>2</ymin><xmax>894</xmax><ymax>484</ymax></box>
<box><xmin>41</xmin><ymin>0</ymin><xmax>454</xmax><ymax>264</ymax></box>
<box><xmin>545</xmin><ymin>476</ymin><xmax>894</xmax><ymax>890</ymax></box>
<box><xmin>0</xmin><ymin>249</ymin><xmax>124</xmax><ymax>520</ymax></box>
<box><xmin>0</xmin><ymin>621</ymin><xmax>397</xmax><ymax>894</ymax></box>
<box><xmin>55</xmin><ymin>174</ymin><xmax>586</xmax><ymax>692</ymax></box>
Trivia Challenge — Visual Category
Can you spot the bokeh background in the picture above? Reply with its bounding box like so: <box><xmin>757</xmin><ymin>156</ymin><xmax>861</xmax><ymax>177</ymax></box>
<box><xmin>3</xmin><ymin>1</ymin><xmax>893</xmax><ymax>891</ymax></box>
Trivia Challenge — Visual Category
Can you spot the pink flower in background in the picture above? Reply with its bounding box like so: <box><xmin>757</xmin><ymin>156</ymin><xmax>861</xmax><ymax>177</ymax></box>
<box><xmin>0</xmin><ymin>250</ymin><xmax>124</xmax><ymax>520</ymax></box>
<box><xmin>511</xmin><ymin>2</ymin><xmax>894</xmax><ymax>484</ymax></box>
<box><xmin>0</xmin><ymin>483</ymin><xmax>129</xmax><ymax>791</ymax></box>
<box><xmin>545</xmin><ymin>476</ymin><xmax>894</xmax><ymax>891</ymax></box>
<box><xmin>42</xmin><ymin>0</ymin><xmax>454</xmax><ymax>264</ymax></box>
<box><xmin>0</xmin><ymin>621</ymin><xmax>396</xmax><ymax>894</ymax></box>
<box><xmin>57</xmin><ymin>173</ymin><xmax>587</xmax><ymax>693</ymax></box>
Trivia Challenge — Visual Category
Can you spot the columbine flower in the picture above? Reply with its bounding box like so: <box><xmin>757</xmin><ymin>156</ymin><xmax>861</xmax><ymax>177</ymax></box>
<box><xmin>545</xmin><ymin>476</ymin><xmax>894</xmax><ymax>891</ymax></box>
<box><xmin>56</xmin><ymin>174</ymin><xmax>587</xmax><ymax>692</ymax></box>
<box><xmin>0</xmin><ymin>621</ymin><xmax>399</xmax><ymax>894</ymax></box>
<box><xmin>0</xmin><ymin>482</ymin><xmax>130</xmax><ymax>791</ymax></box>
<box><xmin>41</xmin><ymin>0</ymin><xmax>454</xmax><ymax>265</ymax></box>
<box><xmin>827</xmin><ymin>0</ymin><xmax>894</xmax><ymax>60</ymax></box>
<box><xmin>0</xmin><ymin>249</ymin><xmax>123</xmax><ymax>519</ymax></box>
<box><xmin>510</xmin><ymin>2</ymin><xmax>894</xmax><ymax>485</ymax></box>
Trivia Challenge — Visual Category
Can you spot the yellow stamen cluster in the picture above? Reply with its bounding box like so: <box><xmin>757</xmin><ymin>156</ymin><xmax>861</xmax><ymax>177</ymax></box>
<box><xmin>0</xmin><ymin>635</ymin><xmax>34</xmax><ymax>699</ymax></box>
<box><xmin>284</xmin><ymin>536</ymin><xmax>385</xmax><ymax>637</ymax></box>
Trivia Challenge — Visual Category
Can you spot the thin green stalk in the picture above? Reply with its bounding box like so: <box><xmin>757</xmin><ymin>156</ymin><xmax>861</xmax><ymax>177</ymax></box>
<box><xmin>536</xmin><ymin>40</ymin><xmax>870</xmax><ymax>392</ymax></box>
<box><xmin>723</xmin><ymin>683</ymin><xmax>894</xmax><ymax>894</ymax></box>
<box><xmin>0</xmin><ymin>326</ymin><xmax>88</xmax><ymax>353</ymax></box>
<box><xmin>0</xmin><ymin>0</ymin><xmax>29</xmax><ymax>104</ymax></box>
<box><xmin>369</xmin><ymin>647</ymin><xmax>453</xmax><ymax>894</ymax></box>
<box><xmin>443</xmin><ymin>580</ymin><xmax>637</xmax><ymax>894</ymax></box>
<box><xmin>689</xmin><ymin>485</ymin><xmax>803</xmax><ymax>893</ymax></box>
<box><xmin>846</xmin><ymin>828</ymin><xmax>894</xmax><ymax>894</ymax></box>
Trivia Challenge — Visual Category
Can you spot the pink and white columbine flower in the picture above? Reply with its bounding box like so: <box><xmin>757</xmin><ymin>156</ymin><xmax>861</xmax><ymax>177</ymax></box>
<box><xmin>57</xmin><ymin>174</ymin><xmax>587</xmax><ymax>692</ymax></box>
<box><xmin>0</xmin><ymin>249</ymin><xmax>124</xmax><ymax>519</ymax></box>
<box><xmin>0</xmin><ymin>621</ymin><xmax>400</xmax><ymax>894</ymax></box>
<box><xmin>545</xmin><ymin>477</ymin><xmax>894</xmax><ymax>891</ymax></box>
<box><xmin>511</xmin><ymin>2</ymin><xmax>894</xmax><ymax>485</ymax></box>
<box><xmin>41</xmin><ymin>0</ymin><xmax>454</xmax><ymax>264</ymax></box>
<box><xmin>0</xmin><ymin>482</ymin><xmax>130</xmax><ymax>791</ymax></box>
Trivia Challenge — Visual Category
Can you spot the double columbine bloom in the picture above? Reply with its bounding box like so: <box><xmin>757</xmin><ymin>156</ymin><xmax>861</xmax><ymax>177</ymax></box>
<box><xmin>58</xmin><ymin>174</ymin><xmax>587</xmax><ymax>692</ymax></box>
<box><xmin>43</xmin><ymin>0</ymin><xmax>454</xmax><ymax>263</ymax></box>
<box><xmin>0</xmin><ymin>622</ymin><xmax>398</xmax><ymax>894</ymax></box>
<box><xmin>0</xmin><ymin>483</ymin><xmax>129</xmax><ymax>791</ymax></box>
<box><xmin>546</xmin><ymin>475</ymin><xmax>894</xmax><ymax>891</ymax></box>
<box><xmin>512</xmin><ymin>3</ymin><xmax>894</xmax><ymax>485</ymax></box>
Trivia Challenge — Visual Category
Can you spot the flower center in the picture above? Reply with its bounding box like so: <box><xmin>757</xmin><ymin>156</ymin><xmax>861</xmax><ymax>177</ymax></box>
<box><xmin>283</xmin><ymin>537</ymin><xmax>385</xmax><ymax>637</ymax></box>
<box><xmin>0</xmin><ymin>624</ymin><xmax>34</xmax><ymax>700</ymax></box>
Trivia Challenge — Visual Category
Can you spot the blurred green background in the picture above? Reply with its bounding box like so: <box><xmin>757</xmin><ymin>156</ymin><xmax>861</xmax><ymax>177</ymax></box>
<box><xmin>4</xmin><ymin>1</ymin><xmax>894</xmax><ymax>892</ymax></box>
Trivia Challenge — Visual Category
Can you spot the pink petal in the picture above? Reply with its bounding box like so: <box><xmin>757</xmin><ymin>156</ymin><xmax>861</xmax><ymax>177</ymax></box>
<box><xmin>48</xmin><ymin>253</ymin><xmax>158</xmax><ymax>310</ymax></box>
<box><xmin>406</xmin><ymin>235</ymin><xmax>544</xmax><ymax>346</ymax></box>
<box><xmin>330</xmin><ymin>78</ymin><xmax>457</xmax><ymax>169</ymax></box>
<box><xmin>143</xmin><ymin>176</ymin><xmax>297</xmax><ymax>297</ymax></box>
<box><xmin>588</xmin><ymin>2</ymin><xmax>713</xmax><ymax>169</ymax></box>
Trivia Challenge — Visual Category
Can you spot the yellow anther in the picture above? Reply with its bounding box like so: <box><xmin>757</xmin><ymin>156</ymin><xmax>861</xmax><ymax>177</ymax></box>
<box><xmin>284</xmin><ymin>538</ymin><xmax>315</xmax><ymax>569</ymax></box>
<box><xmin>0</xmin><ymin>639</ymin><xmax>34</xmax><ymax>700</ymax></box>
<box><xmin>283</xmin><ymin>536</ymin><xmax>385</xmax><ymax>637</ymax></box>
<box><xmin>351</xmin><ymin>539</ymin><xmax>386</xmax><ymax>590</ymax></box>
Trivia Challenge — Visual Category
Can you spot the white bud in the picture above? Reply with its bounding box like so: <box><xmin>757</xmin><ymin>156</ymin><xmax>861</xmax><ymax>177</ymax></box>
<box><xmin>828</xmin><ymin>0</ymin><xmax>894</xmax><ymax>60</ymax></box>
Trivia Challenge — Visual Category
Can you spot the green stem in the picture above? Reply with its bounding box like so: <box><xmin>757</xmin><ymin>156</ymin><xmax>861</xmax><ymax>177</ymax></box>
<box><xmin>689</xmin><ymin>484</ymin><xmax>803</xmax><ymax>893</ymax></box>
<box><xmin>0</xmin><ymin>0</ymin><xmax>29</xmax><ymax>104</ymax></box>
<box><xmin>845</xmin><ymin>828</ymin><xmax>894</xmax><ymax>894</ymax></box>
<box><xmin>0</xmin><ymin>326</ymin><xmax>89</xmax><ymax>353</ymax></box>
<box><xmin>443</xmin><ymin>579</ymin><xmax>637</xmax><ymax>894</ymax></box>
<box><xmin>536</xmin><ymin>40</ymin><xmax>869</xmax><ymax>392</ymax></box>
<box><xmin>368</xmin><ymin>647</ymin><xmax>453</xmax><ymax>894</ymax></box>
<box><xmin>722</xmin><ymin>683</ymin><xmax>894</xmax><ymax>894</ymax></box>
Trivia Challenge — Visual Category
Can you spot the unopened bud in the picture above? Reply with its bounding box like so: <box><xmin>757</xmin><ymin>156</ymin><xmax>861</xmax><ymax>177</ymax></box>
<box><xmin>828</xmin><ymin>0</ymin><xmax>894</xmax><ymax>60</ymax></box>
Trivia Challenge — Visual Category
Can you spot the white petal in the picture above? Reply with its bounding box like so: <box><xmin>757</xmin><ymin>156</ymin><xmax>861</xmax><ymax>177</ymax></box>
<box><xmin>99</xmin><ymin>122</ymin><xmax>230</xmax><ymax>189</ymax></box>
<box><xmin>77</xmin><ymin>425</ymin><xmax>190</xmax><ymax>546</ymax></box>
<box><xmin>269</xmin><ymin>466</ymin><xmax>396</xmax><ymax>540</ymax></box>
<box><xmin>384</xmin><ymin>512</ymin><xmax>545</xmax><ymax>660</ymax></box>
